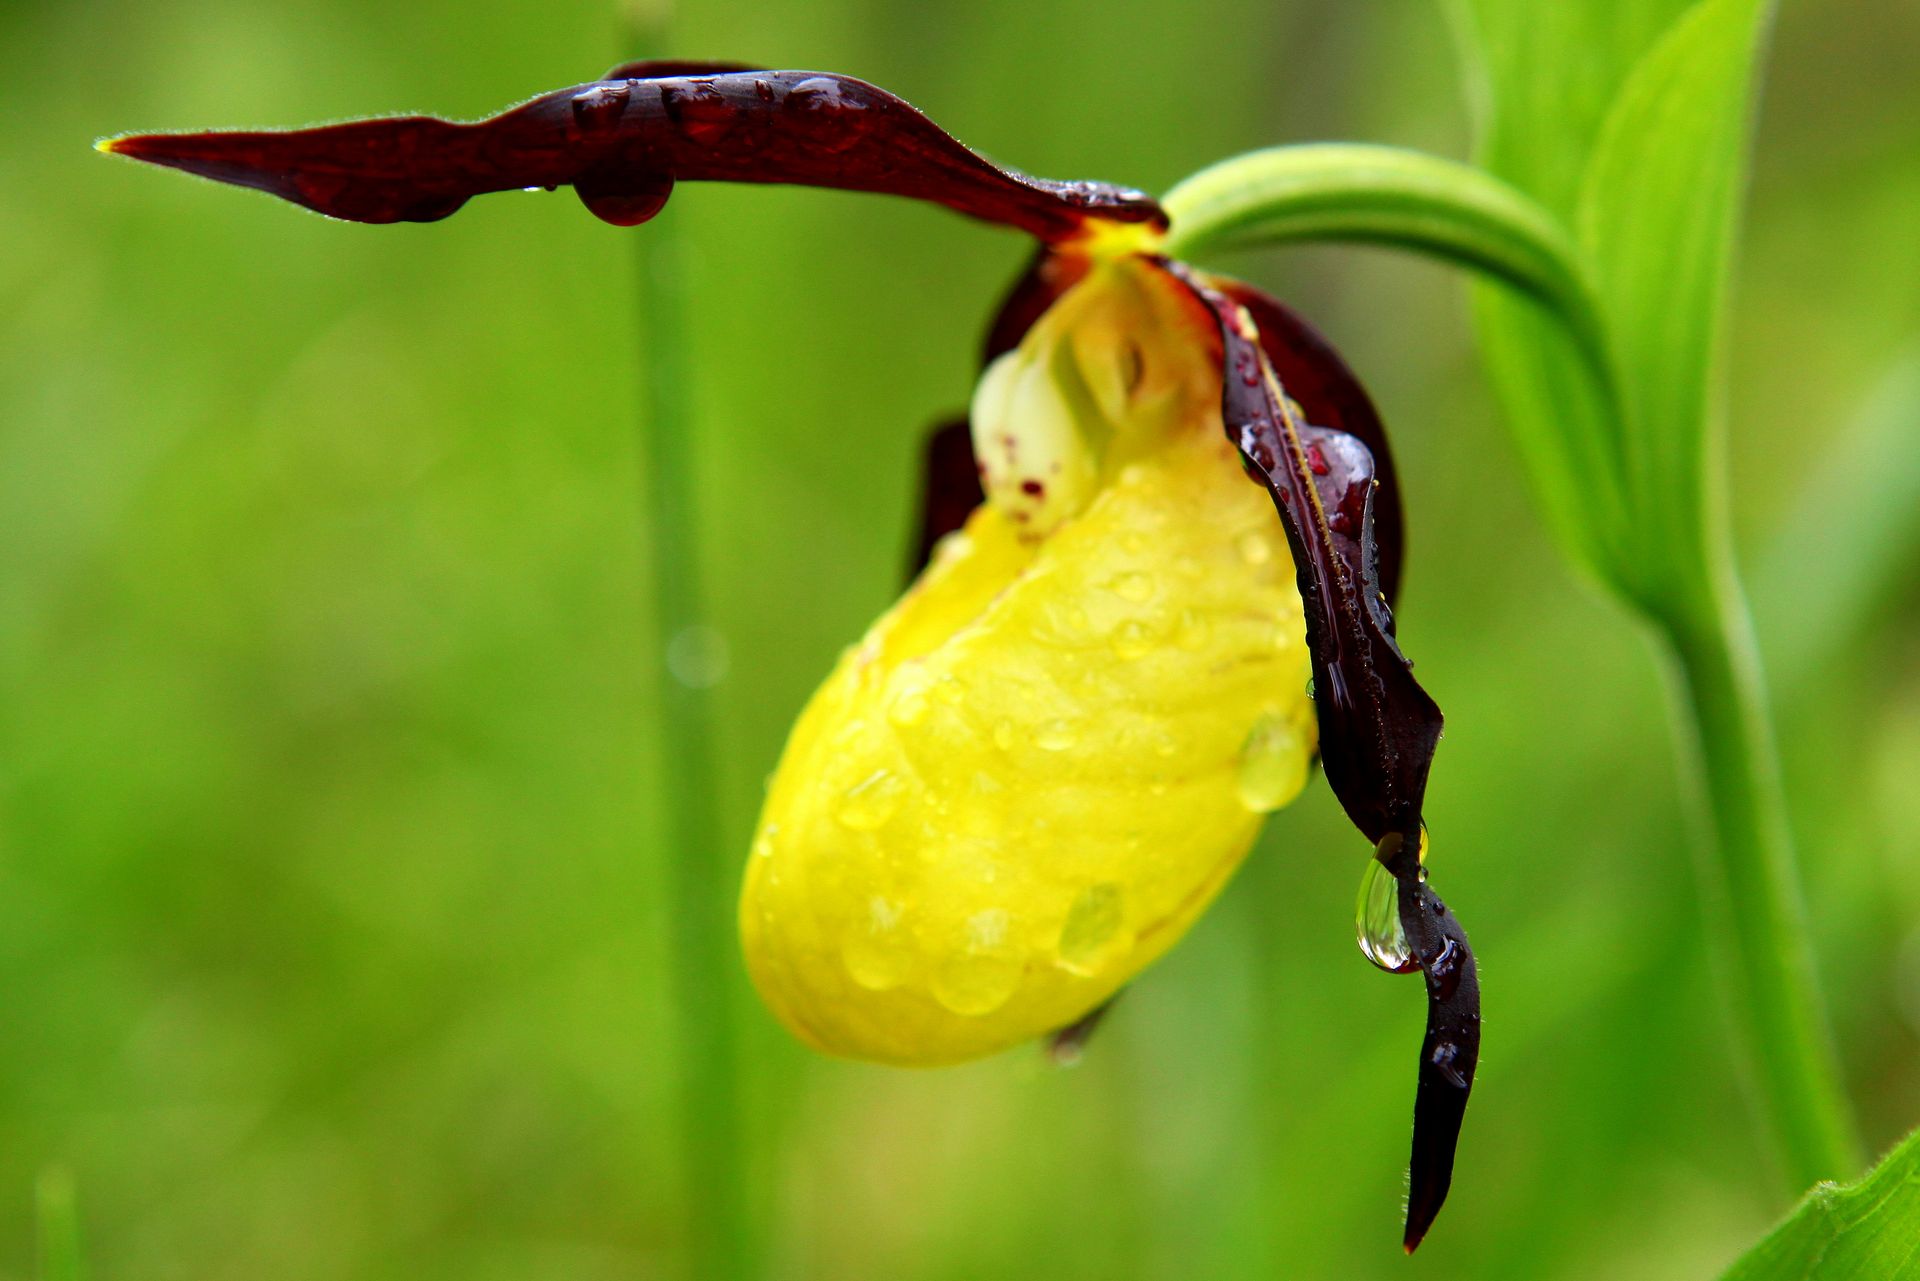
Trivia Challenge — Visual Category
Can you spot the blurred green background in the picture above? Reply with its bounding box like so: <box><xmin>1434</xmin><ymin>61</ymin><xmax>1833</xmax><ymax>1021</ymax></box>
<box><xmin>5</xmin><ymin>0</ymin><xmax>1920</xmax><ymax>1277</ymax></box>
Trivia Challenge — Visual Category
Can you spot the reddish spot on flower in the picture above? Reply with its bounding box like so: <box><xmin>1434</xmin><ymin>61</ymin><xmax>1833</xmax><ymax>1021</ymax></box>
<box><xmin>1020</xmin><ymin>479</ymin><xmax>1045</xmax><ymax>497</ymax></box>
<box><xmin>1307</xmin><ymin>441</ymin><xmax>1331</xmax><ymax>476</ymax></box>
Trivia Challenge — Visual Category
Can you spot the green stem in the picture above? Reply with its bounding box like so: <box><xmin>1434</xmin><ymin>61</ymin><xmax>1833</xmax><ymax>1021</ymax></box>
<box><xmin>1161</xmin><ymin>144</ymin><xmax>1610</xmax><ymax>379</ymax></box>
<box><xmin>621</xmin><ymin>13</ymin><xmax>754</xmax><ymax>1279</ymax></box>
<box><xmin>1661</xmin><ymin>580</ymin><xmax>1861</xmax><ymax>1189</ymax></box>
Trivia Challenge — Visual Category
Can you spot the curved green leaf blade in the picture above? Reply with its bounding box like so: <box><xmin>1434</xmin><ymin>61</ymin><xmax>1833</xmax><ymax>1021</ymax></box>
<box><xmin>1724</xmin><ymin>1128</ymin><xmax>1920</xmax><ymax>1280</ymax></box>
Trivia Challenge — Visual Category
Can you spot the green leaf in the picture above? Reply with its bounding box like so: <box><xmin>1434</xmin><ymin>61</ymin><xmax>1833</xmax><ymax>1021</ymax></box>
<box><xmin>1723</xmin><ymin>1128</ymin><xmax>1920</xmax><ymax>1280</ymax></box>
<box><xmin>1446</xmin><ymin>0</ymin><xmax>1775</xmax><ymax>611</ymax></box>
<box><xmin>1575</xmin><ymin>0</ymin><xmax>1771</xmax><ymax>604</ymax></box>
<box><xmin>1442</xmin><ymin>0</ymin><xmax>1698</xmax><ymax>218</ymax></box>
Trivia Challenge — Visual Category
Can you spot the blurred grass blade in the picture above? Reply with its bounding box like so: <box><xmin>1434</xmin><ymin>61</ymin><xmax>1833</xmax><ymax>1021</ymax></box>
<box><xmin>35</xmin><ymin>1170</ymin><xmax>88</xmax><ymax>1281</ymax></box>
<box><xmin>1723</xmin><ymin>1127</ymin><xmax>1920</xmax><ymax>1280</ymax></box>
<box><xmin>618</xmin><ymin>8</ymin><xmax>757</xmax><ymax>1279</ymax></box>
<box><xmin>1754</xmin><ymin>350</ymin><xmax>1920</xmax><ymax>693</ymax></box>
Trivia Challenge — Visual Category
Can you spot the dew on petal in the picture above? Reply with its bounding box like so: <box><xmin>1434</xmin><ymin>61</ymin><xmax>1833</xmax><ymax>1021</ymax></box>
<box><xmin>1056</xmin><ymin>883</ymin><xmax>1131</xmax><ymax>976</ymax></box>
<box><xmin>842</xmin><ymin>895</ymin><xmax>911</xmax><ymax>990</ymax></box>
<box><xmin>1034</xmin><ymin>719</ymin><xmax>1080</xmax><ymax>752</ymax></box>
<box><xmin>836</xmin><ymin>769</ymin><xmax>907</xmax><ymax>830</ymax></box>
<box><xmin>1236</xmin><ymin>713</ymin><xmax>1306</xmax><ymax>812</ymax></box>
<box><xmin>931</xmin><ymin>908</ymin><xmax>1024</xmax><ymax>1015</ymax></box>
<box><xmin>1112</xmin><ymin>618</ymin><xmax>1155</xmax><ymax>660</ymax></box>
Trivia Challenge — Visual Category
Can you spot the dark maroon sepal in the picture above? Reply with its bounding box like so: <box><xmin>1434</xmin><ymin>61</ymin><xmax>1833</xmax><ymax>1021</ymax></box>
<box><xmin>1165</xmin><ymin>261</ymin><xmax>1474</xmax><ymax>1252</ymax></box>
<box><xmin>102</xmin><ymin>69</ymin><xmax>1165</xmax><ymax>242</ymax></box>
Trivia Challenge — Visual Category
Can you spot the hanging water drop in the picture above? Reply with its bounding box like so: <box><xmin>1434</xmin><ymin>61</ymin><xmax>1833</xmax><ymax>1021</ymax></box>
<box><xmin>1356</xmin><ymin>857</ymin><xmax>1418</xmax><ymax>973</ymax></box>
<box><xmin>576</xmin><ymin>168</ymin><xmax>673</xmax><ymax>226</ymax></box>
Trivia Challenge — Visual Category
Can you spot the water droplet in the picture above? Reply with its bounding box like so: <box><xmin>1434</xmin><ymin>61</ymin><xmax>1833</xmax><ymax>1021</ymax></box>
<box><xmin>1112</xmin><ymin>618</ymin><xmax>1154</xmax><ymax>660</ymax></box>
<box><xmin>1120</xmin><ymin>531</ymin><xmax>1148</xmax><ymax>555</ymax></box>
<box><xmin>933</xmin><ymin>674</ymin><xmax>965</xmax><ymax>705</ymax></box>
<box><xmin>842</xmin><ymin>895</ymin><xmax>910</xmax><ymax>990</ymax></box>
<box><xmin>570</xmin><ymin>82</ymin><xmax>630</xmax><ymax>132</ymax></box>
<box><xmin>1110</xmin><ymin>572</ymin><xmax>1154</xmax><ymax>603</ymax></box>
<box><xmin>931</xmin><ymin>909</ymin><xmax>1023</xmax><ymax>1015</ymax></box>
<box><xmin>836</xmin><ymin>769</ymin><xmax>906</xmax><ymax>830</ymax></box>
<box><xmin>662</xmin><ymin>81</ymin><xmax>736</xmax><ymax>144</ymax></box>
<box><xmin>576</xmin><ymin>168</ymin><xmax>674</xmax><ymax>226</ymax></box>
<box><xmin>1356</xmin><ymin>857</ymin><xmax>1418</xmax><ymax>973</ymax></box>
<box><xmin>1056</xmin><ymin>883</ymin><xmax>1130</xmax><ymax>976</ymax></box>
<box><xmin>1238</xmin><ymin>531</ymin><xmax>1274</xmax><ymax>566</ymax></box>
<box><xmin>1173</xmin><ymin>609</ymin><xmax>1210</xmax><ymax>650</ymax></box>
<box><xmin>1034</xmin><ymin>719</ymin><xmax>1079</xmax><ymax>752</ymax></box>
<box><xmin>1426</xmin><ymin>936</ymin><xmax>1464</xmax><ymax>1000</ymax></box>
<box><xmin>992</xmin><ymin>721</ymin><xmax>1017</xmax><ymax>752</ymax></box>
<box><xmin>1235</xmin><ymin>713</ymin><xmax>1306</xmax><ymax>812</ymax></box>
<box><xmin>785</xmin><ymin>77</ymin><xmax>866</xmax><ymax>151</ymax></box>
<box><xmin>752</xmin><ymin>834</ymin><xmax>774</xmax><ymax>860</ymax></box>
<box><xmin>888</xmin><ymin>669</ymin><xmax>932</xmax><ymax>728</ymax></box>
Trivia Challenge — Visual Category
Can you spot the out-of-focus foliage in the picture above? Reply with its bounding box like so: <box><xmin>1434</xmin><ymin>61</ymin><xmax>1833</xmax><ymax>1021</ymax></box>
<box><xmin>1725</xmin><ymin>1129</ymin><xmax>1920</xmax><ymax>1280</ymax></box>
<box><xmin>2</xmin><ymin>1</ymin><xmax>1918</xmax><ymax>1279</ymax></box>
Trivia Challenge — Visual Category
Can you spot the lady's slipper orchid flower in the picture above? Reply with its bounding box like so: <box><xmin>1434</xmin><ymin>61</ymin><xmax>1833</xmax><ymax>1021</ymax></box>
<box><xmin>103</xmin><ymin>62</ymin><xmax>1479</xmax><ymax>1251</ymax></box>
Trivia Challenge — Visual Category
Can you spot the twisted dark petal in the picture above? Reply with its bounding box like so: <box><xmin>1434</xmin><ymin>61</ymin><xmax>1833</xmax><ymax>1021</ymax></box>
<box><xmin>1383</xmin><ymin>837</ymin><xmax>1480</xmax><ymax>1253</ymax></box>
<box><xmin>1166</xmin><ymin>261</ymin><xmax>1473</xmax><ymax>1251</ymax></box>
<box><xmin>1217</xmin><ymin>283</ymin><xmax>1405</xmax><ymax>604</ymax></box>
<box><xmin>102</xmin><ymin>70</ymin><xmax>1165</xmax><ymax>242</ymax></box>
<box><xmin>1168</xmin><ymin>263</ymin><xmax>1439</xmax><ymax>844</ymax></box>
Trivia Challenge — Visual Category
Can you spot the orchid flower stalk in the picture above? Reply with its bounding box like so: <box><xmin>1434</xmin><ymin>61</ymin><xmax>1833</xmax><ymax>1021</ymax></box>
<box><xmin>102</xmin><ymin>62</ymin><xmax>1481</xmax><ymax>1251</ymax></box>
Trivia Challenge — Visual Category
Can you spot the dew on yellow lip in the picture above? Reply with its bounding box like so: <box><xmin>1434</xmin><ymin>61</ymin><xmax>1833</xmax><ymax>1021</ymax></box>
<box><xmin>1057</xmin><ymin>883</ymin><xmax>1131</xmax><ymax>976</ymax></box>
<box><xmin>835</xmin><ymin>769</ymin><xmax>906</xmax><ymax>830</ymax></box>
<box><xmin>931</xmin><ymin>909</ymin><xmax>1025</xmax><ymax>1015</ymax></box>
<box><xmin>739</xmin><ymin>256</ymin><xmax>1317</xmax><ymax>1067</ymax></box>
<box><xmin>1034</xmin><ymin>719</ymin><xmax>1080</xmax><ymax>751</ymax></box>
<box><xmin>1237</xmin><ymin>712</ymin><xmax>1308</xmax><ymax>813</ymax></box>
<box><xmin>1112</xmin><ymin>618</ymin><xmax>1155</xmax><ymax>660</ymax></box>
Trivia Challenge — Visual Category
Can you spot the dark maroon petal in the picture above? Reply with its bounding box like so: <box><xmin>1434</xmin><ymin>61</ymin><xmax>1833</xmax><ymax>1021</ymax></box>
<box><xmin>1171</xmin><ymin>263</ymin><xmax>1437</xmax><ymax>844</ymax></box>
<box><xmin>1164</xmin><ymin>260</ymin><xmax>1474</xmax><ymax>1252</ymax></box>
<box><xmin>907</xmin><ymin>417</ymin><xmax>985</xmax><ymax>580</ymax></box>
<box><xmin>102</xmin><ymin>70</ymin><xmax>1165</xmax><ymax>242</ymax></box>
<box><xmin>1383</xmin><ymin>833</ymin><xmax>1480</xmax><ymax>1254</ymax></box>
<box><xmin>1219</xmin><ymin>283</ymin><xmax>1404</xmax><ymax>604</ymax></box>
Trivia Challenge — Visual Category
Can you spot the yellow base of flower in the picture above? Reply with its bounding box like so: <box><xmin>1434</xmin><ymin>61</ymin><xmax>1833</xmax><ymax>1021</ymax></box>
<box><xmin>740</xmin><ymin>392</ymin><xmax>1313</xmax><ymax>1066</ymax></box>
